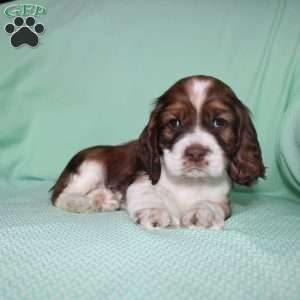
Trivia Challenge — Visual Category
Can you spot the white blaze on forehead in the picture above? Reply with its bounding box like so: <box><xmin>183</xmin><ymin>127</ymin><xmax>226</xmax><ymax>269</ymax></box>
<box><xmin>189</xmin><ymin>79</ymin><xmax>211</xmax><ymax>113</ymax></box>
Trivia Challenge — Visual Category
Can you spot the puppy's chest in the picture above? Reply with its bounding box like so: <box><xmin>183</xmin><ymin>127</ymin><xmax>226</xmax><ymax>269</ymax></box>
<box><xmin>156</xmin><ymin>175</ymin><xmax>230</xmax><ymax>213</ymax></box>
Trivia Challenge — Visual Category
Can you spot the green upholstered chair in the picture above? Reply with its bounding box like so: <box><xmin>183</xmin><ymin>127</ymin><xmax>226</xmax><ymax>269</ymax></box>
<box><xmin>0</xmin><ymin>1</ymin><xmax>299</xmax><ymax>299</ymax></box>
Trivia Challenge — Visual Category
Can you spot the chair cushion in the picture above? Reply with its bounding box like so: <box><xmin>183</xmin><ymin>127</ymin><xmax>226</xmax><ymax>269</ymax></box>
<box><xmin>0</xmin><ymin>181</ymin><xmax>300</xmax><ymax>300</ymax></box>
<box><xmin>279</xmin><ymin>100</ymin><xmax>300</xmax><ymax>194</ymax></box>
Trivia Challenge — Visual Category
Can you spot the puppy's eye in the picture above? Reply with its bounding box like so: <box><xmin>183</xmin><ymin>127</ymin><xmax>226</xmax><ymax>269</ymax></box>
<box><xmin>212</xmin><ymin>117</ymin><xmax>226</xmax><ymax>128</ymax></box>
<box><xmin>168</xmin><ymin>118</ymin><xmax>182</xmax><ymax>129</ymax></box>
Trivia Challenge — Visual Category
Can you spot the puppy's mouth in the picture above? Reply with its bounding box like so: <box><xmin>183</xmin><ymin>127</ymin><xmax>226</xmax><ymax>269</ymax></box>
<box><xmin>183</xmin><ymin>160</ymin><xmax>209</xmax><ymax>170</ymax></box>
<box><xmin>183</xmin><ymin>163</ymin><xmax>209</xmax><ymax>177</ymax></box>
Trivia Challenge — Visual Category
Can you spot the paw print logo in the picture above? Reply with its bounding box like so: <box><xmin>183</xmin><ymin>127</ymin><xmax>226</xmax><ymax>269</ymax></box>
<box><xmin>5</xmin><ymin>16</ymin><xmax>44</xmax><ymax>48</ymax></box>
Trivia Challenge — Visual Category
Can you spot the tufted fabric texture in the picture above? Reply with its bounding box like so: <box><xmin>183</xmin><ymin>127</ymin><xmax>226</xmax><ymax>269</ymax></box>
<box><xmin>1</xmin><ymin>181</ymin><xmax>300</xmax><ymax>300</ymax></box>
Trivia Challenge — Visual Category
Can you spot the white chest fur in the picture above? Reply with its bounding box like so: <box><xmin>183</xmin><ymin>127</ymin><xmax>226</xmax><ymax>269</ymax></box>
<box><xmin>126</xmin><ymin>165</ymin><xmax>231</xmax><ymax>220</ymax></box>
<box><xmin>155</xmin><ymin>167</ymin><xmax>231</xmax><ymax>216</ymax></box>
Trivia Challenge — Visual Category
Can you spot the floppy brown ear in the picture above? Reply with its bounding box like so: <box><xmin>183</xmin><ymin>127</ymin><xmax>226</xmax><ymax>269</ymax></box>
<box><xmin>228</xmin><ymin>100</ymin><xmax>265</xmax><ymax>186</ymax></box>
<box><xmin>137</xmin><ymin>104</ymin><xmax>162</xmax><ymax>184</ymax></box>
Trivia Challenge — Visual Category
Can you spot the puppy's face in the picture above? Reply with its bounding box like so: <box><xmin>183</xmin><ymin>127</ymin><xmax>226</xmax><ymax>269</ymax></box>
<box><xmin>138</xmin><ymin>75</ymin><xmax>265</xmax><ymax>185</ymax></box>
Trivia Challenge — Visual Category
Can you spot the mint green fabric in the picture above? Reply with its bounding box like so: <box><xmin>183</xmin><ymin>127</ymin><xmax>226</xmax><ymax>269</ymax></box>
<box><xmin>279</xmin><ymin>100</ymin><xmax>300</xmax><ymax>194</ymax></box>
<box><xmin>1</xmin><ymin>1</ymin><xmax>300</xmax><ymax>299</ymax></box>
<box><xmin>0</xmin><ymin>181</ymin><xmax>300</xmax><ymax>300</ymax></box>
<box><xmin>0</xmin><ymin>0</ymin><xmax>300</xmax><ymax>200</ymax></box>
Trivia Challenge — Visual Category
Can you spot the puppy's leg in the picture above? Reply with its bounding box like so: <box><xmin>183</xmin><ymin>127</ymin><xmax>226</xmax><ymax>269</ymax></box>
<box><xmin>181</xmin><ymin>199</ymin><xmax>230</xmax><ymax>229</ymax></box>
<box><xmin>126</xmin><ymin>175</ymin><xmax>178</xmax><ymax>229</ymax></box>
<box><xmin>54</xmin><ymin>161</ymin><xmax>122</xmax><ymax>213</ymax></box>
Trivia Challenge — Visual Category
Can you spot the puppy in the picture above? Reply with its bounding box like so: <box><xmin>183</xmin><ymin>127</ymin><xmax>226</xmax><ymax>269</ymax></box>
<box><xmin>51</xmin><ymin>75</ymin><xmax>265</xmax><ymax>229</ymax></box>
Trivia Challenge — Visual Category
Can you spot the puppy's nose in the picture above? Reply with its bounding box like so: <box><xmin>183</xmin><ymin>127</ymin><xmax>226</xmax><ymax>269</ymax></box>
<box><xmin>185</xmin><ymin>144</ymin><xmax>210</xmax><ymax>162</ymax></box>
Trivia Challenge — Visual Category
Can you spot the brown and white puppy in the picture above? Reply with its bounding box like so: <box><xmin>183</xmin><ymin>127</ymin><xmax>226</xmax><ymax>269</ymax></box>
<box><xmin>51</xmin><ymin>75</ymin><xmax>265</xmax><ymax>229</ymax></box>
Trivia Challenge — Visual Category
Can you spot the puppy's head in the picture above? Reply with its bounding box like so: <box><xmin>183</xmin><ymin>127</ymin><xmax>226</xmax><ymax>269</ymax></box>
<box><xmin>138</xmin><ymin>75</ymin><xmax>265</xmax><ymax>185</ymax></box>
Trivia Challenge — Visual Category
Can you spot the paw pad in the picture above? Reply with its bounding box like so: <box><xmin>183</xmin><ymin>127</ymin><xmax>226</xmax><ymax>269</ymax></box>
<box><xmin>5</xmin><ymin>16</ymin><xmax>44</xmax><ymax>47</ymax></box>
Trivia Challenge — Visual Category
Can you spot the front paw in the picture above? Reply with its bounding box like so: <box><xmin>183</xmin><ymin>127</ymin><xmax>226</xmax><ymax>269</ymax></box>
<box><xmin>134</xmin><ymin>208</ymin><xmax>171</xmax><ymax>230</ymax></box>
<box><xmin>181</xmin><ymin>203</ymin><xmax>225</xmax><ymax>229</ymax></box>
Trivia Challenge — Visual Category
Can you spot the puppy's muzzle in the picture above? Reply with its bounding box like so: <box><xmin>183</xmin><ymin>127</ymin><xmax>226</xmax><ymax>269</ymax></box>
<box><xmin>184</xmin><ymin>144</ymin><xmax>211</xmax><ymax>164</ymax></box>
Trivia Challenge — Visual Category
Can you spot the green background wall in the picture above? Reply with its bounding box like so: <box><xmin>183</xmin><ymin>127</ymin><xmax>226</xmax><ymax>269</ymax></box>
<box><xmin>0</xmin><ymin>0</ymin><xmax>299</xmax><ymax>200</ymax></box>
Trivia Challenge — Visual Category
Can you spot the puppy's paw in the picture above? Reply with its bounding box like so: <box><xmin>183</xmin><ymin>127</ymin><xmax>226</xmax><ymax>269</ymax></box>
<box><xmin>181</xmin><ymin>203</ymin><xmax>225</xmax><ymax>230</ymax></box>
<box><xmin>135</xmin><ymin>208</ymin><xmax>171</xmax><ymax>230</ymax></box>
<box><xmin>87</xmin><ymin>189</ymin><xmax>122</xmax><ymax>212</ymax></box>
<box><xmin>101</xmin><ymin>198</ymin><xmax>120</xmax><ymax>212</ymax></box>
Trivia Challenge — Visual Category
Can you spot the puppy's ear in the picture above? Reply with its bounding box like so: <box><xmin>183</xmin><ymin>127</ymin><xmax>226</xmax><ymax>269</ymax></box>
<box><xmin>138</xmin><ymin>102</ymin><xmax>162</xmax><ymax>184</ymax></box>
<box><xmin>228</xmin><ymin>100</ymin><xmax>265</xmax><ymax>186</ymax></box>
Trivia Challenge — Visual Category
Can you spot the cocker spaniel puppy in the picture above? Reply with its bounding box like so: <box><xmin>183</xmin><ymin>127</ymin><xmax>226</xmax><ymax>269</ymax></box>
<box><xmin>51</xmin><ymin>75</ymin><xmax>265</xmax><ymax>229</ymax></box>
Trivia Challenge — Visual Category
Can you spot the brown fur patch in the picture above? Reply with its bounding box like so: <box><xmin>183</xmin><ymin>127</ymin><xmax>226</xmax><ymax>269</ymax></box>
<box><xmin>51</xmin><ymin>141</ymin><xmax>143</xmax><ymax>204</ymax></box>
